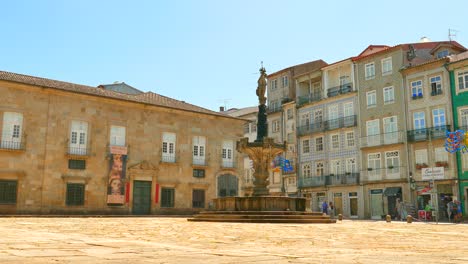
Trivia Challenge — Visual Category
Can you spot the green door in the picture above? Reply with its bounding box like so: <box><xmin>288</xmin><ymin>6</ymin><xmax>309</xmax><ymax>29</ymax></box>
<box><xmin>132</xmin><ymin>181</ymin><xmax>152</xmax><ymax>215</ymax></box>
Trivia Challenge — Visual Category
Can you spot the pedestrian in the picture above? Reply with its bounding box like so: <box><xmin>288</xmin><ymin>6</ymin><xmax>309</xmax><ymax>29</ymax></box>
<box><xmin>447</xmin><ymin>199</ymin><xmax>454</xmax><ymax>222</ymax></box>
<box><xmin>395</xmin><ymin>198</ymin><xmax>402</xmax><ymax>220</ymax></box>
<box><xmin>452</xmin><ymin>200</ymin><xmax>459</xmax><ymax>223</ymax></box>
<box><xmin>455</xmin><ymin>200</ymin><xmax>462</xmax><ymax>223</ymax></box>
<box><xmin>322</xmin><ymin>201</ymin><xmax>328</xmax><ymax>215</ymax></box>
<box><xmin>328</xmin><ymin>202</ymin><xmax>335</xmax><ymax>218</ymax></box>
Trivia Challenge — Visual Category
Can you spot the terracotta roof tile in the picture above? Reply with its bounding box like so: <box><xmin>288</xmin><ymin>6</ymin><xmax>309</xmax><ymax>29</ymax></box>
<box><xmin>0</xmin><ymin>70</ymin><xmax>235</xmax><ymax>119</ymax></box>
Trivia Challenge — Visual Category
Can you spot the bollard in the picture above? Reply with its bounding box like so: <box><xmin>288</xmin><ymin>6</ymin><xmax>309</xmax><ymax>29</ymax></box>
<box><xmin>407</xmin><ymin>215</ymin><xmax>413</xmax><ymax>224</ymax></box>
<box><xmin>338</xmin><ymin>214</ymin><xmax>343</xmax><ymax>221</ymax></box>
<box><xmin>386</xmin><ymin>215</ymin><xmax>392</xmax><ymax>223</ymax></box>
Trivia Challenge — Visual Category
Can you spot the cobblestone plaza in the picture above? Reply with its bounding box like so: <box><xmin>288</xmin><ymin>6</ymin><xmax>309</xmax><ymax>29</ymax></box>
<box><xmin>0</xmin><ymin>217</ymin><xmax>467</xmax><ymax>263</ymax></box>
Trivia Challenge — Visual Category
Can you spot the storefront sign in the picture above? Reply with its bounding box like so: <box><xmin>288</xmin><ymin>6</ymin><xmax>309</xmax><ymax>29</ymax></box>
<box><xmin>421</xmin><ymin>167</ymin><xmax>445</xmax><ymax>180</ymax></box>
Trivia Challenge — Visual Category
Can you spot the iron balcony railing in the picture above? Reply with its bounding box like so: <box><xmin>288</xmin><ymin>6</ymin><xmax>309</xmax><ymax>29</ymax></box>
<box><xmin>298</xmin><ymin>175</ymin><xmax>326</xmax><ymax>188</ymax></box>
<box><xmin>161</xmin><ymin>154</ymin><xmax>177</xmax><ymax>163</ymax></box>
<box><xmin>326</xmin><ymin>83</ymin><xmax>353</xmax><ymax>98</ymax></box>
<box><xmin>407</xmin><ymin>125</ymin><xmax>450</xmax><ymax>142</ymax></box>
<box><xmin>361</xmin><ymin>166</ymin><xmax>406</xmax><ymax>182</ymax></box>
<box><xmin>297</xmin><ymin>115</ymin><xmax>357</xmax><ymax>136</ymax></box>
<box><xmin>221</xmin><ymin>160</ymin><xmax>236</xmax><ymax>168</ymax></box>
<box><xmin>0</xmin><ymin>140</ymin><xmax>25</xmax><ymax>151</ymax></box>
<box><xmin>67</xmin><ymin>146</ymin><xmax>89</xmax><ymax>156</ymax></box>
<box><xmin>297</xmin><ymin>93</ymin><xmax>322</xmax><ymax>107</ymax></box>
<box><xmin>325</xmin><ymin>173</ymin><xmax>360</xmax><ymax>185</ymax></box>
<box><xmin>360</xmin><ymin>131</ymin><xmax>405</xmax><ymax>148</ymax></box>
<box><xmin>267</xmin><ymin>105</ymin><xmax>282</xmax><ymax>114</ymax></box>
<box><xmin>192</xmin><ymin>157</ymin><xmax>207</xmax><ymax>166</ymax></box>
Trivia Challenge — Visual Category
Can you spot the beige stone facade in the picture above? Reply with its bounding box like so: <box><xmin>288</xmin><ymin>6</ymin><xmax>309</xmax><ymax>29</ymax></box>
<box><xmin>0</xmin><ymin>71</ymin><xmax>244</xmax><ymax>214</ymax></box>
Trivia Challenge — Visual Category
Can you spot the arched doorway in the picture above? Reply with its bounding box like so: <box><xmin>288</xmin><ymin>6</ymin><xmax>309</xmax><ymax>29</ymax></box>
<box><xmin>217</xmin><ymin>174</ymin><xmax>238</xmax><ymax>197</ymax></box>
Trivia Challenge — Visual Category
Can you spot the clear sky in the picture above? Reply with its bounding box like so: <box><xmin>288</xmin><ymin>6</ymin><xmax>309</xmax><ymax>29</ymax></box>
<box><xmin>1</xmin><ymin>0</ymin><xmax>467</xmax><ymax>112</ymax></box>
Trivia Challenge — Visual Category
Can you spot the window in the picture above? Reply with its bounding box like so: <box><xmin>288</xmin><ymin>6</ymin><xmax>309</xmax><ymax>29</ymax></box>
<box><xmin>432</xmin><ymin>108</ymin><xmax>446</xmax><ymax>127</ymax></box>
<box><xmin>415</xmin><ymin>149</ymin><xmax>428</xmax><ymax>166</ymax></box>
<box><xmin>383</xmin><ymin>116</ymin><xmax>398</xmax><ymax>144</ymax></box>
<box><xmin>366</xmin><ymin>119</ymin><xmax>380</xmax><ymax>146</ymax></box>
<box><xmin>66</xmin><ymin>183</ymin><xmax>85</xmax><ymax>206</ymax></box>
<box><xmin>302</xmin><ymin>139</ymin><xmax>310</xmax><ymax>153</ymax></box>
<box><xmin>69</xmin><ymin>121</ymin><xmax>88</xmax><ymax>155</ymax></box>
<box><xmin>302</xmin><ymin>164</ymin><xmax>311</xmax><ymax>178</ymax></box>
<box><xmin>1</xmin><ymin>112</ymin><xmax>23</xmax><ymax>150</ymax></box>
<box><xmin>282</xmin><ymin>76</ymin><xmax>288</xmax><ymax>87</ymax></box>
<box><xmin>243</xmin><ymin>123</ymin><xmax>250</xmax><ymax>134</ymax></box>
<box><xmin>301</xmin><ymin>113</ymin><xmax>310</xmax><ymax>127</ymax></box>
<box><xmin>314</xmin><ymin>109</ymin><xmax>322</xmax><ymax>124</ymax></box>
<box><xmin>385</xmin><ymin>151</ymin><xmax>400</xmax><ymax>173</ymax></box>
<box><xmin>381</xmin><ymin>57</ymin><xmax>392</xmax><ymax>75</ymax></box>
<box><xmin>346</xmin><ymin>132</ymin><xmax>355</xmax><ymax>147</ymax></box>
<box><xmin>343</xmin><ymin>102</ymin><xmax>354</xmax><ymax>117</ymax></box>
<box><xmin>192</xmin><ymin>189</ymin><xmax>205</xmax><ymax>208</ymax></box>
<box><xmin>271</xmin><ymin>79</ymin><xmax>278</xmax><ymax>90</ymax></box>
<box><xmin>458</xmin><ymin>70</ymin><xmax>468</xmax><ymax>91</ymax></box>
<box><xmin>435</xmin><ymin>147</ymin><xmax>448</xmax><ymax>163</ymax></box>
<box><xmin>411</xmin><ymin>80</ymin><xmax>423</xmax><ymax>98</ymax></box>
<box><xmin>192</xmin><ymin>169</ymin><xmax>205</xmax><ymax>180</ymax></box>
<box><xmin>330</xmin><ymin>160</ymin><xmax>341</xmax><ymax>175</ymax></box>
<box><xmin>436</xmin><ymin>50</ymin><xmax>449</xmax><ymax>58</ymax></box>
<box><xmin>331</xmin><ymin>134</ymin><xmax>339</xmax><ymax>149</ymax></box>
<box><xmin>366</xmin><ymin>91</ymin><xmax>376</xmax><ymax>107</ymax></box>
<box><xmin>460</xmin><ymin>108</ymin><xmax>468</xmax><ymax>128</ymax></box>
<box><xmin>287</xmin><ymin>109</ymin><xmax>293</xmax><ymax>120</ymax></box>
<box><xmin>413</xmin><ymin>112</ymin><xmax>426</xmax><ymax>130</ymax></box>
<box><xmin>430</xmin><ymin>76</ymin><xmax>442</xmax><ymax>95</ymax></box>
<box><xmin>368</xmin><ymin>153</ymin><xmax>381</xmax><ymax>176</ymax></box>
<box><xmin>0</xmin><ymin>180</ymin><xmax>17</xmax><ymax>204</ymax></box>
<box><xmin>383</xmin><ymin>86</ymin><xmax>394</xmax><ymax>104</ymax></box>
<box><xmin>365</xmin><ymin>62</ymin><xmax>375</xmax><ymax>80</ymax></box>
<box><xmin>110</xmin><ymin>126</ymin><xmax>126</xmax><ymax>146</ymax></box>
<box><xmin>162</xmin><ymin>132</ymin><xmax>176</xmax><ymax>162</ymax></box>
<box><xmin>328</xmin><ymin>104</ymin><xmax>339</xmax><ymax>129</ymax></box>
<box><xmin>315</xmin><ymin>162</ymin><xmax>324</xmax><ymax>176</ymax></box>
<box><xmin>251</xmin><ymin>122</ymin><xmax>257</xmax><ymax>132</ymax></box>
<box><xmin>315</xmin><ymin>137</ymin><xmax>323</xmax><ymax>151</ymax></box>
<box><xmin>346</xmin><ymin>158</ymin><xmax>357</xmax><ymax>173</ymax></box>
<box><xmin>192</xmin><ymin>136</ymin><xmax>206</xmax><ymax>165</ymax></box>
<box><xmin>222</xmin><ymin>140</ymin><xmax>234</xmax><ymax>167</ymax></box>
<box><xmin>272</xmin><ymin>120</ymin><xmax>280</xmax><ymax>133</ymax></box>
<box><xmin>287</xmin><ymin>133</ymin><xmax>294</xmax><ymax>143</ymax></box>
<box><xmin>68</xmin><ymin>159</ymin><xmax>86</xmax><ymax>170</ymax></box>
<box><xmin>161</xmin><ymin>188</ymin><xmax>175</xmax><ymax>208</ymax></box>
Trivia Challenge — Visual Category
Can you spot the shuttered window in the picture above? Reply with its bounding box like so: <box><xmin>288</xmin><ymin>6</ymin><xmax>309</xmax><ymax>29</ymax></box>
<box><xmin>161</xmin><ymin>188</ymin><xmax>175</xmax><ymax>208</ymax></box>
<box><xmin>192</xmin><ymin>189</ymin><xmax>205</xmax><ymax>208</ymax></box>
<box><xmin>0</xmin><ymin>180</ymin><xmax>17</xmax><ymax>204</ymax></box>
<box><xmin>68</xmin><ymin>159</ymin><xmax>86</xmax><ymax>170</ymax></box>
<box><xmin>66</xmin><ymin>183</ymin><xmax>85</xmax><ymax>206</ymax></box>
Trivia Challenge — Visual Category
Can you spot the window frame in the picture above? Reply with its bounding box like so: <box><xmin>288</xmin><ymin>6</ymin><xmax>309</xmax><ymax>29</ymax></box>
<box><xmin>383</xmin><ymin>86</ymin><xmax>394</xmax><ymax>104</ymax></box>
<box><xmin>411</xmin><ymin>80</ymin><xmax>423</xmax><ymax>98</ymax></box>
<box><xmin>365</xmin><ymin>62</ymin><xmax>375</xmax><ymax>80</ymax></box>
<box><xmin>0</xmin><ymin>180</ymin><xmax>17</xmax><ymax>204</ymax></box>
<box><xmin>366</xmin><ymin>90</ymin><xmax>376</xmax><ymax>108</ymax></box>
<box><xmin>381</xmin><ymin>57</ymin><xmax>392</xmax><ymax>75</ymax></box>
<box><xmin>161</xmin><ymin>188</ymin><xmax>175</xmax><ymax>208</ymax></box>
<box><xmin>315</xmin><ymin>136</ymin><xmax>324</xmax><ymax>152</ymax></box>
<box><xmin>66</xmin><ymin>183</ymin><xmax>85</xmax><ymax>206</ymax></box>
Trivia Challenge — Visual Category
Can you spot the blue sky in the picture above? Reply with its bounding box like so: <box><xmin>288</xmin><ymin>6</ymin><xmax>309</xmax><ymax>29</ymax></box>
<box><xmin>1</xmin><ymin>0</ymin><xmax>467</xmax><ymax>111</ymax></box>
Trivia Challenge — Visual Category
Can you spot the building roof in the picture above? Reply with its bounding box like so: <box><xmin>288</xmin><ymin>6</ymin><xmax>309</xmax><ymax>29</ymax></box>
<box><xmin>223</xmin><ymin>106</ymin><xmax>258</xmax><ymax>119</ymax></box>
<box><xmin>267</xmin><ymin>59</ymin><xmax>327</xmax><ymax>78</ymax></box>
<box><xmin>0</xmin><ymin>70</ymin><xmax>239</xmax><ymax>120</ymax></box>
<box><xmin>352</xmin><ymin>41</ymin><xmax>466</xmax><ymax>62</ymax></box>
<box><xmin>449</xmin><ymin>51</ymin><xmax>468</xmax><ymax>63</ymax></box>
<box><xmin>97</xmin><ymin>82</ymin><xmax>143</xmax><ymax>95</ymax></box>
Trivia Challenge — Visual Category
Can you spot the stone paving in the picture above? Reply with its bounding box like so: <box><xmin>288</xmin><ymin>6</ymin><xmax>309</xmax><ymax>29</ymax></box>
<box><xmin>0</xmin><ymin>217</ymin><xmax>467</xmax><ymax>263</ymax></box>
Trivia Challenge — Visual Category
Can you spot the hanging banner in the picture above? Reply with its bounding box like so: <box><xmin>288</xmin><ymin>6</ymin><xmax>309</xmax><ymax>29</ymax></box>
<box><xmin>107</xmin><ymin>152</ymin><xmax>127</xmax><ymax>204</ymax></box>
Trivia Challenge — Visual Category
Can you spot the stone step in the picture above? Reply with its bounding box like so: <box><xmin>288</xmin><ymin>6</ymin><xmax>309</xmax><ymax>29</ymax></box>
<box><xmin>187</xmin><ymin>218</ymin><xmax>336</xmax><ymax>224</ymax></box>
<box><xmin>193</xmin><ymin>214</ymin><xmax>331</xmax><ymax>220</ymax></box>
<box><xmin>199</xmin><ymin>211</ymin><xmax>323</xmax><ymax>216</ymax></box>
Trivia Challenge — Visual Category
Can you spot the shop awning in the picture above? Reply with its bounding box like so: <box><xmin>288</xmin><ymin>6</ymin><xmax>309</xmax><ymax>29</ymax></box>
<box><xmin>383</xmin><ymin>187</ymin><xmax>402</xmax><ymax>196</ymax></box>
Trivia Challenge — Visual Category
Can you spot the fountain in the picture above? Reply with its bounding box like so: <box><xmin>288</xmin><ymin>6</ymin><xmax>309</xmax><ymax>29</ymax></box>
<box><xmin>188</xmin><ymin>67</ymin><xmax>336</xmax><ymax>223</ymax></box>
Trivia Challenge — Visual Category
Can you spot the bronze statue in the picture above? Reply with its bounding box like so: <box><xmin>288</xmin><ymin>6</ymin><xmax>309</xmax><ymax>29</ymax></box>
<box><xmin>256</xmin><ymin>67</ymin><xmax>267</xmax><ymax>105</ymax></box>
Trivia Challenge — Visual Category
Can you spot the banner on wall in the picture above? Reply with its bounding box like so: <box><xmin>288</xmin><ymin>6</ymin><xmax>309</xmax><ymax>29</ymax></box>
<box><xmin>107</xmin><ymin>147</ymin><xmax>128</xmax><ymax>205</ymax></box>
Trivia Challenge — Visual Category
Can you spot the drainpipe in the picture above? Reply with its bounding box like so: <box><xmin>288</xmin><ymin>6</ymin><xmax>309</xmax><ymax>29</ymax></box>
<box><xmin>401</xmin><ymin>69</ymin><xmax>413</xmax><ymax>207</ymax></box>
<box><xmin>354</xmin><ymin>61</ymin><xmax>365</xmax><ymax>219</ymax></box>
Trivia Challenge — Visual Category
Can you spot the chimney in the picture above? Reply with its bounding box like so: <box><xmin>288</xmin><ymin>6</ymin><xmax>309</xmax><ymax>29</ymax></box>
<box><xmin>219</xmin><ymin>106</ymin><xmax>225</xmax><ymax>112</ymax></box>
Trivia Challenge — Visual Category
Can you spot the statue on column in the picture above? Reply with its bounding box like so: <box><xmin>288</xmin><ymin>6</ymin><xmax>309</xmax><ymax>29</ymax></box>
<box><xmin>256</xmin><ymin>66</ymin><xmax>267</xmax><ymax>105</ymax></box>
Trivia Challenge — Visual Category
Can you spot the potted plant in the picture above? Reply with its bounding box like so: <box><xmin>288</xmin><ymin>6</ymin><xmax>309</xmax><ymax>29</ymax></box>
<box><xmin>416</xmin><ymin>163</ymin><xmax>428</xmax><ymax>170</ymax></box>
<box><xmin>435</xmin><ymin>161</ymin><xmax>448</xmax><ymax>168</ymax></box>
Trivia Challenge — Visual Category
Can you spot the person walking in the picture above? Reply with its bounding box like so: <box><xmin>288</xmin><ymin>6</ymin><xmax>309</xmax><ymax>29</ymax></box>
<box><xmin>447</xmin><ymin>200</ymin><xmax>454</xmax><ymax>222</ymax></box>
<box><xmin>322</xmin><ymin>201</ymin><xmax>328</xmax><ymax>215</ymax></box>
<box><xmin>328</xmin><ymin>202</ymin><xmax>335</xmax><ymax>218</ymax></box>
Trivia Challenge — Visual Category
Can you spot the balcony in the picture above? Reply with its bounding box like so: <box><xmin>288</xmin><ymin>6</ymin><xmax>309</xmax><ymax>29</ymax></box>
<box><xmin>221</xmin><ymin>160</ymin><xmax>236</xmax><ymax>168</ymax></box>
<box><xmin>0</xmin><ymin>140</ymin><xmax>25</xmax><ymax>151</ymax></box>
<box><xmin>298</xmin><ymin>176</ymin><xmax>325</xmax><ymax>188</ymax></box>
<box><xmin>326</xmin><ymin>83</ymin><xmax>353</xmax><ymax>98</ymax></box>
<box><xmin>324</xmin><ymin>115</ymin><xmax>357</xmax><ymax>130</ymax></box>
<box><xmin>267</xmin><ymin>105</ymin><xmax>282</xmax><ymax>114</ymax></box>
<box><xmin>192</xmin><ymin>157</ymin><xmax>208</xmax><ymax>166</ymax></box>
<box><xmin>407</xmin><ymin>125</ymin><xmax>450</xmax><ymax>142</ymax></box>
<box><xmin>67</xmin><ymin>146</ymin><xmax>89</xmax><ymax>157</ymax></box>
<box><xmin>360</xmin><ymin>131</ymin><xmax>405</xmax><ymax>148</ymax></box>
<box><xmin>297</xmin><ymin>115</ymin><xmax>357</xmax><ymax>136</ymax></box>
<box><xmin>161</xmin><ymin>154</ymin><xmax>177</xmax><ymax>163</ymax></box>
<box><xmin>361</xmin><ymin>166</ymin><xmax>406</xmax><ymax>182</ymax></box>
<box><xmin>325</xmin><ymin>173</ymin><xmax>360</xmax><ymax>185</ymax></box>
<box><xmin>297</xmin><ymin>93</ymin><xmax>322</xmax><ymax>107</ymax></box>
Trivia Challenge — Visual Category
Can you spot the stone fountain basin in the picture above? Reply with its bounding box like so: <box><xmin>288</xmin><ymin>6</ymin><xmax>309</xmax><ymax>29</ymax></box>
<box><xmin>212</xmin><ymin>196</ymin><xmax>306</xmax><ymax>212</ymax></box>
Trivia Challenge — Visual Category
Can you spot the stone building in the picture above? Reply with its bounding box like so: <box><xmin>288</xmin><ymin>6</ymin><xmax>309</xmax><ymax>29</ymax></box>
<box><xmin>0</xmin><ymin>71</ymin><xmax>244</xmax><ymax>215</ymax></box>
